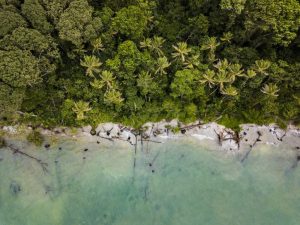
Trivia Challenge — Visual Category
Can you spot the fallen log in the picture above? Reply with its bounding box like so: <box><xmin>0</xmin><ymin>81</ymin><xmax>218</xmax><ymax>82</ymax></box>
<box><xmin>7</xmin><ymin>144</ymin><xmax>48</xmax><ymax>173</ymax></box>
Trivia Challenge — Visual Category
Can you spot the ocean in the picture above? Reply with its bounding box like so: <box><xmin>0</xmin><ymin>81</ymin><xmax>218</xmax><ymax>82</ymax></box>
<box><xmin>0</xmin><ymin>135</ymin><xmax>299</xmax><ymax>225</ymax></box>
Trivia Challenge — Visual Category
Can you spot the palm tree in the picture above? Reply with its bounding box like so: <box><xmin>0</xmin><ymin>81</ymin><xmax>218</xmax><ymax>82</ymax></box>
<box><xmin>215</xmin><ymin>70</ymin><xmax>231</xmax><ymax>90</ymax></box>
<box><xmin>91</xmin><ymin>38</ymin><xmax>104</xmax><ymax>53</ymax></box>
<box><xmin>199</xmin><ymin>69</ymin><xmax>215</xmax><ymax>88</ymax></box>
<box><xmin>221</xmin><ymin>85</ymin><xmax>238</xmax><ymax>96</ymax></box>
<box><xmin>220</xmin><ymin>32</ymin><xmax>233</xmax><ymax>43</ymax></box>
<box><xmin>140</xmin><ymin>36</ymin><xmax>165</xmax><ymax>56</ymax></box>
<box><xmin>201</xmin><ymin>37</ymin><xmax>220</xmax><ymax>52</ymax></box>
<box><xmin>172</xmin><ymin>42</ymin><xmax>191</xmax><ymax>62</ymax></box>
<box><xmin>254</xmin><ymin>60</ymin><xmax>271</xmax><ymax>75</ymax></box>
<box><xmin>140</xmin><ymin>38</ymin><xmax>152</xmax><ymax>49</ymax></box>
<box><xmin>80</xmin><ymin>55</ymin><xmax>102</xmax><ymax>77</ymax></box>
<box><xmin>261</xmin><ymin>83</ymin><xmax>280</xmax><ymax>97</ymax></box>
<box><xmin>73</xmin><ymin>44</ymin><xmax>87</xmax><ymax>56</ymax></box>
<box><xmin>100</xmin><ymin>70</ymin><xmax>115</xmax><ymax>91</ymax></box>
<box><xmin>228</xmin><ymin>63</ymin><xmax>244</xmax><ymax>82</ymax></box>
<box><xmin>151</xmin><ymin>36</ymin><xmax>165</xmax><ymax>56</ymax></box>
<box><xmin>183</xmin><ymin>54</ymin><xmax>200</xmax><ymax>69</ymax></box>
<box><xmin>72</xmin><ymin>101</ymin><xmax>92</xmax><ymax>120</ymax></box>
<box><xmin>246</xmin><ymin>69</ymin><xmax>257</xmax><ymax>79</ymax></box>
<box><xmin>90</xmin><ymin>79</ymin><xmax>105</xmax><ymax>89</ymax></box>
<box><xmin>214</xmin><ymin>59</ymin><xmax>229</xmax><ymax>71</ymax></box>
<box><xmin>155</xmin><ymin>56</ymin><xmax>171</xmax><ymax>75</ymax></box>
<box><xmin>104</xmin><ymin>89</ymin><xmax>124</xmax><ymax>105</ymax></box>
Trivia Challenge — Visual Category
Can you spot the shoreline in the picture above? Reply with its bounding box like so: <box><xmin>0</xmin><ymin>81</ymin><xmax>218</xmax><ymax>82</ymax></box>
<box><xmin>1</xmin><ymin>120</ymin><xmax>300</xmax><ymax>154</ymax></box>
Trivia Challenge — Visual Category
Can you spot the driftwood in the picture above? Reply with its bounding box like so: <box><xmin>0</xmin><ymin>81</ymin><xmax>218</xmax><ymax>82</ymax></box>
<box><xmin>214</xmin><ymin>128</ymin><xmax>242</xmax><ymax>149</ymax></box>
<box><xmin>240</xmin><ymin>131</ymin><xmax>263</xmax><ymax>163</ymax></box>
<box><xmin>137</xmin><ymin>139</ymin><xmax>162</xmax><ymax>144</ymax></box>
<box><xmin>98</xmin><ymin>135</ymin><xmax>114</xmax><ymax>142</ymax></box>
<box><xmin>103</xmin><ymin>127</ymin><xmax>114</xmax><ymax>136</ymax></box>
<box><xmin>274</xmin><ymin>130</ymin><xmax>287</xmax><ymax>141</ymax></box>
<box><xmin>7</xmin><ymin>144</ymin><xmax>48</xmax><ymax>173</ymax></box>
<box><xmin>223</xmin><ymin>130</ymin><xmax>241</xmax><ymax>149</ymax></box>
<box><xmin>214</xmin><ymin>129</ymin><xmax>225</xmax><ymax>146</ymax></box>
<box><xmin>180</xmin><ymin>121</ymin><xmax>203</xmax><ymax>131</ymax></box>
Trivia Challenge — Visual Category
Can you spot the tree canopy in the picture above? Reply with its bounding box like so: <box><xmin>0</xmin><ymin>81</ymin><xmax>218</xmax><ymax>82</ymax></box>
<box><xmin>0</xmin><ymin>0</ymin><xmax>299</xmax><ymax>129</ymax></box>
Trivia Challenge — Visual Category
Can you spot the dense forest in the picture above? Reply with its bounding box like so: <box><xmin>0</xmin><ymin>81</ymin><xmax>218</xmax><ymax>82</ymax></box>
<box><xmin>0</xmin><ymin>0</ymin><xmax>299</xmax><ymax>130</ymax></box>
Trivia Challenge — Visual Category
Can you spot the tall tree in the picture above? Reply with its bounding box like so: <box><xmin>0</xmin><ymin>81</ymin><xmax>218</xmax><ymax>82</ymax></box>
<box><xmin>57</xmin><ymin>0</ymin><xmax>102</xmax><ymax>47</ymax></box>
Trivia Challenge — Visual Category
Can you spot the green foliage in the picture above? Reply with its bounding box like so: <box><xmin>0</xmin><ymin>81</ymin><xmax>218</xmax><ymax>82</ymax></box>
<box><xmin>72</xmin><ymin>101</ymin><xmax>92</xmax><ymax>121</ymax></box>
<box><xmin>57</xmin><ymin>0</ymin><xmax>102</xmax><ymax>47</ymax></box>
<box><xmin>0</xmin><ymin>27</ymin><xmax>60</xmax><ymax>74</ymax></box>
<box><xmin>26</xmin><ymin>130</ymin><xmax>44</xmax><ymax>146</ymax></box>
<box><xmin>219</xmin><ymin>115</ymin><xmax>242</xmax><ymax>132</ymax></box>
<box><xmin>80</xmin><ymin>55</ymin><xmax>102</xmax><ymax>77</ymax></box>
<box><xmin>243</xmin><ymin>0</ymin><xmax>300</xmax><ymax>47</ymax></box>
<box><xmin>137</xmin><ymin>71</ymin><xmax>159</xmax><ymax>97</ymax></box>
<box><xmin>0</xmin><ymin>0</ymin><xmax>298</xmax><ymax>129</ymax></box>
<box><xmin>0</xmin><ymin>10</ymin><xmax>27</xmax><ymax>37</ymax></box>
<box><xmin>220</xmin><ymin>0</ymin><xmax>246</xmax><ymax>14</ymax></box>
<box><xmin>171</xmin><ymin>69</ymin><xmax>198</xmax><ymax>99</ymax></box>
<box><xmin>0</xmin><ymin>49</ymin><xmax>41</xmax><ymax>87</ymax></box>
<box><xmin>21</xmin><ymin>0</ymin><xmax>53</xmax><ymax>34</ymax></box>
<box><xmin>0</xmin><ymin>84</ymin><xmax>25</xmax><ymax>120</ymax></box>
<box><xmin>112</xmin><ymin>4</ymin><xmax>151</xmax><ymax>40</ymax></box>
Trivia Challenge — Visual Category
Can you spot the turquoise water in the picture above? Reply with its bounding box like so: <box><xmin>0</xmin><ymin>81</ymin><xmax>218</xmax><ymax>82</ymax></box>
<box><xmin>0</xmin><ymin>137</ymin><xmax>300</xmax><ymax>225</ymax></box>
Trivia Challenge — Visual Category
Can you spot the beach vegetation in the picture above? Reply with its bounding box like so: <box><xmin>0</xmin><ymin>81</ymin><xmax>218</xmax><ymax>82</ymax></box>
<box><xmin>26</xmin><ymin>130</ymin><xmax>44</xmax><ymax>146</ymax></box>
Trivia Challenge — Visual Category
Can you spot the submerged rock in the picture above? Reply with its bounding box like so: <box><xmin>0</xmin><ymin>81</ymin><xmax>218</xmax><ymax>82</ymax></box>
<box><xmin>0</xmin><ymin>137</ymin><xmax>6</xmax><ymax>148</ymax></box>
<box><xmin>10</xmin><ymin>181</ymin><xmax>21</xmax><ymax>195</ymax></box>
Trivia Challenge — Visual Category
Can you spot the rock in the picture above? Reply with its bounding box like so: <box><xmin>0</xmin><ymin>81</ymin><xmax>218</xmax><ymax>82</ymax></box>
<box><xmin>40</xmin><ymin>129</ymin><xmax>52</xmax><ymax>136</ymax></box>
<box><xmin>3</xmin><ymin>126</ymin><xmax>17</xmax><ymax>134</ymax></box>
<box><xmin>53</xmin><ymin>127</ymin><xmax>63</xmax><ymax>134</ymax></box>
<box><xmin>90</xmin><ymin>129</ymin><xmax>96</xmax><ymax>136</ymax></box>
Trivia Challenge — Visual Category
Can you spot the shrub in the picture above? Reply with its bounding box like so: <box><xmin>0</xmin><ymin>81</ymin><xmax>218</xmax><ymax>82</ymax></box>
<box><xmin>26</xmin><ymin>130</ymin><xmax>44</xmax><ymax>146</ymax></box>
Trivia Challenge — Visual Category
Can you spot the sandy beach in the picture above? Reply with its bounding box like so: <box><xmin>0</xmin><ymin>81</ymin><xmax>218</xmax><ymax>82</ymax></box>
<box><xmin>2</xmin><ymin>120</ymin><xmax>299</xmax><ymax>155</ymax></box>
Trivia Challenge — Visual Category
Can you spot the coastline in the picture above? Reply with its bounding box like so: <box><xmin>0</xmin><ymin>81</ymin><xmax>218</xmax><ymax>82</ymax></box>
<box><xmin>1</xmin><ymin>120</ymin><xmax>300</xmax><ymax>155</ymax></box>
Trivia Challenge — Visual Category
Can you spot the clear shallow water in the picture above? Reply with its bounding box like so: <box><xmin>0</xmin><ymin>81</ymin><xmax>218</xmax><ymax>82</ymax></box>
<box><xmin>0</xmin><ymin>137</ymin><xmax>300</xmax><ymax>225</ymax></box>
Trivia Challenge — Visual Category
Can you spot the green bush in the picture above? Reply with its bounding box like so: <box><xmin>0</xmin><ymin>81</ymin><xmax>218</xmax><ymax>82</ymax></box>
<box><xmin>26</xmin><ymin>130</ymin><xmax>44</xmax><ymax>146</ymax></box>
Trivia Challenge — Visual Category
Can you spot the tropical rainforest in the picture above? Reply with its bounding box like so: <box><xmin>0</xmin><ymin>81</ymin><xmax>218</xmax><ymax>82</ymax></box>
<box><xmin>0</xmin><ymin>0</ymin><xmax>299</xmax><ymax>129</ymax></box>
